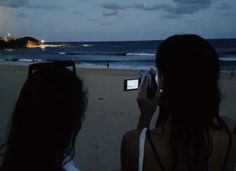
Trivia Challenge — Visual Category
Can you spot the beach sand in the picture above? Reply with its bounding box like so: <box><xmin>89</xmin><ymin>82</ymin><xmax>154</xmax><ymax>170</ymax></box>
<box><xmin>0</xmin><ymin>63</ymin><xmax>236</xmax><ymax>171</ymax></box>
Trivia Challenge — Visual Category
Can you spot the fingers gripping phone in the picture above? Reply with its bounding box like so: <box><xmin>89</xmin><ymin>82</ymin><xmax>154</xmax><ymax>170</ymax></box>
<box><xmin>140</xmin><ymin>68</ymin><xmax>158</xmax><ymax>99</ymax></box>
<box><xmin>123</xmin><ymin>68</ymin><xmax>158</xmax><ymax>98</ymax></box>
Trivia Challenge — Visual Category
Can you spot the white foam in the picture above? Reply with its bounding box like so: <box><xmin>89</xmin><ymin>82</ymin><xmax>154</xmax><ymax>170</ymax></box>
<box><xmin>126</xmin><ymin>53</ymin><xmax>155</xmax><ymax>56</ymax></box>
<box><xmin>4</xmin><ymin>49</ymin><xmax>14</xmax><ymax>52</ymax></box>
<box><xmin>220</xmin><ymin>57</ymin><xmax>236</xmax><ymax>62</ymax></box>
<box><xmin>59</xmin><ymin>52</ymin><xmax>67</xmax><ymax>55</ymax></box>
<box><xmin>18</xmin><ymin>58</ymin><xmax>43</xmax><ymax>62</ymax></box>
<box><xmin>82</xmin><ymin>44</ymin><xmax>93</xmax><ymax>47</ymax></box>
<box><xmin>77</xmin><ymin>63</ymin><xmax>149</xmax><ymax>70</ymax></box>
<box><xmin>18</xmin><ymin>58</ymin><xmax>33</xmax><ymax>62</ymax></box>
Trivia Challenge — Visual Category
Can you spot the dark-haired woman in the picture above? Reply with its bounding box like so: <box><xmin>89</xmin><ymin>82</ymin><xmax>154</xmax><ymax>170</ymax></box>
<box><xmin>121</xmin><ymin>35</ymin><xmax>236</xmax><ymax>171</ymax></box>
<box><xmin>0</xmin><ymin>61</ymin><xmax>87</xmax><ymax>171</ymax></box>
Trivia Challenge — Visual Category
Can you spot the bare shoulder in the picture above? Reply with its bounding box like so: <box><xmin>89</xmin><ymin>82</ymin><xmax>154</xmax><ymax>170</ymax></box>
<box><xmin>221</xmin><ymin>116</ymin><xmax>236</xmax><ymax>133</ymax></box>
<box><xmin>223</xmin><ymin>116</ymin><xmax>236</xmax><ymax>154</ymax></box>
<box><xmin>222</xmin><ymin>116</ymin><xmax>236</xmax><ymax>168</ymax></box>
<box><xmin>122</xmin><ymin>130</ymin><xmax>141</xmax><ymax>142</ymax></box>
<box><xmin>232</xmin><ymin>128</ymin><xmax>236</xmax><ymax>157</ymax></box>
<box><xmin>121</xmin><ymin>129</ymin><xmax>142</xmax><ymax>171</ymax></box>
<box><xmin>121</xmin><ymin>129</ymin><xmax>142</xmax><ymax>153</ymax></box>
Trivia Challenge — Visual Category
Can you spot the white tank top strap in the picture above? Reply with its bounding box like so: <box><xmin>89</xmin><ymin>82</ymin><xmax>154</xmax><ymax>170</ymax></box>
<box><xmin>138</xmin><ymin>128</ymin><xmax>148</xmax><ymax>171</ymax></box>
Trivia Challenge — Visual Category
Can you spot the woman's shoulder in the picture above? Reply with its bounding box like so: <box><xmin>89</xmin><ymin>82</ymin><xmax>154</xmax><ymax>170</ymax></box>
<box><xmin>121</xmin><ymin>129</ymin><xmax>144</xmax><ymax>171</ymax></box>
<box><xmin>121</xmin><ymin>127</ymin><xmax>167</xmax><ymax>152</ymax></box>
<box><xmin>221</xmin><ymin>116</ymin><xmax>236</xmax><ymax>133</ymax></box>
<box><xmin>122</xmin><ymin>129</ymin><xmax>142</xmax><ymax>149</ymax></box>
<box><xmin>212</xmin><ymin>116</ymin><xmax>236</xmax><ymax>166</ymax></box>
<box><xmin>221</xmin><ymin>116</ymin><xmax>236</xmax><ymax>168</ymax></box>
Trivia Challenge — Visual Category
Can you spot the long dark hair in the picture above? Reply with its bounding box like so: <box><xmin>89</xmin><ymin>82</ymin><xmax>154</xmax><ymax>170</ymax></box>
<box><xmin>0</xmin><ymin>61</ymin><xmax>87</xmax><ymax>171</ymax></box>
<box><xmin>155</xmin><ymin>35</ymin><xmax>232</xmax><ymax>171</ymax></box>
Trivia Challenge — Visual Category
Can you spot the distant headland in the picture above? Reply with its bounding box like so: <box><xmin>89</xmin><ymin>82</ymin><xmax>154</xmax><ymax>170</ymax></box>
<box><xmin>0</xmin><ymin>36</ymin><xmax>66</xmax><ymax>49</ymax></box>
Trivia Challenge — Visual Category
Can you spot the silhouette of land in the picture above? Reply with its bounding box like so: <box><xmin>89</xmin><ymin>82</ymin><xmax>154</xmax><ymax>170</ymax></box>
<box><xmin>0</xmin><ymin>36</ymin><xmax>41</xmax><ymax>49</ymax></box>
<box><xmin>0</xmin><ymin>36</ymin><xmax>67</xmax><ymax>49</ymax></box>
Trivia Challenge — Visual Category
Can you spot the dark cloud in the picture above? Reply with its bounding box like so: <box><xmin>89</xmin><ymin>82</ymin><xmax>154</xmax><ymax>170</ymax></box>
<box><xmin>132</xmin><ymin>4</ymin><xmax>168</xmax><ymax>11</ymax></box>
<box><xmin>102</xmin><ymin>10</ymin><xmax>118</xmax><ymax>16</ymax></box>
<box><xmin>18</xmin><ymin>12</ymin><xmax>29</xmax><ymax>18</ymax></box>
<box><xmin>100</xmin><ymin>0</ymin><xmax>215</xmax><ymax>17</ymax></box>
<box><xmin>173</xmin><ymin>0</ymin><xmax>211</xmax><ymax>5</ymax></box>
<box><xmin>0</xmin><ymin>0</ymin><xmax>63</xmax><ymax>10</ymax></box>
<box><xmin>28</xmin><ymin>4</ymin><xmax>63</xmax><ymax>10</ymax></box>
<box><xmin>163</xmin><ymin>13</ymin><xmax>181</xmax><ymax>19</ymax></box>
<box><xmin>99</xmin><ymin>22</ymin><xmax>112</xmax><ymax>26</ymax></box>
<box><xmin>100</xmin><ymin>3</ymin><xmax>167</xmax><ymax>13</ymax></box>
<box><xmin>0</xmin><ymin>0</ymin><xmax>28</xmax><ymax>8</ymax></box>
<box><xmin>165</xmin><ymin>4</ymin><xmax>210</xmax><ymax>15</ymax></box>
<box><xmin>73</xmin><ymin>11</ymin><xmax>83</xmax><ymax>15</ymax></box>
<box><xmin>217</xmin><ymin>2</ymin><xmax>232</xmax><ymax>10</ymax></box>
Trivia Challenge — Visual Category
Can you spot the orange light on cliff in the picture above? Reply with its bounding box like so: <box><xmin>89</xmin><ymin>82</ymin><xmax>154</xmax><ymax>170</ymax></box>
<box><xmin>26</xmin><ymin>40</ymin><xmax>39</xmax><ymax>48</ymax></box>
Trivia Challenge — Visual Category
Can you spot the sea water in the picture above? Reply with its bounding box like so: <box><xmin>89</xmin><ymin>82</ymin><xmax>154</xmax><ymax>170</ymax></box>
<box><xmin>0</xmin><ymin>39</ymin><xmax>236</xmax><ymax>71</ymax></box>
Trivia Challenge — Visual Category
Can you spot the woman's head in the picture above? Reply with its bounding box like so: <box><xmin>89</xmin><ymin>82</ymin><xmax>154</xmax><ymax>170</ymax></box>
<box><xmin>155</xmin><ymin>35</ymin><xmax>233</xmax><ymax>171</ymax></box>
<box><xmin>1</xmin><ymin>61</ymin><xmax>87</xmax><ymax>170</ymax></box>
<box><xmin>156</xmin><ymin>34</ymin><xmax>220</xmax><ymax>127</ymax></box>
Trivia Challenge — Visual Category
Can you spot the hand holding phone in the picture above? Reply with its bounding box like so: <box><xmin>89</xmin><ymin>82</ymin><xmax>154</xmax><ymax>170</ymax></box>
<box><xmin>140</xmin><ymin>68</ymin><xmax>158</xmax><ymax>99</ymax></box>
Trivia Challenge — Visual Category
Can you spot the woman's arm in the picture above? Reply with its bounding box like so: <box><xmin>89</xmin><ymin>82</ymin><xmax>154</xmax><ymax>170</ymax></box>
<box><xmin>136</xmin><ymin>76</ymin><xmax>161</xmax><ymax>129</ymax></box>
<box><xmin>229</xmin><ymin>128</ymin><xmax>236</xmax><ymax>171</ymax></box>
<box><xmin>121</xmin><ymin>131</ymin><xmax>139</xmax><ymax>171</ymax></box>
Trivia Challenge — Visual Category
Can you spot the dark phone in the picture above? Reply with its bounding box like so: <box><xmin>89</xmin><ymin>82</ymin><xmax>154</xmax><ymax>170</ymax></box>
<box><xmin>140</xmin><ymin>69</ymin><xmax>158</xmax><ymax>99</ymax></box>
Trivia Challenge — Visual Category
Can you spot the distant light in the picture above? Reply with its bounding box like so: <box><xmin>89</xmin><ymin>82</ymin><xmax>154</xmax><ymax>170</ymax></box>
<box><xmin>7</xmin><ymin>33</ymin><xmax>11</xmax><ymax>37</ymax></box>
<box><xmin>41</xmin><ymin>40</ymin><xmax>45</xmax><ymax>44</ymax></box>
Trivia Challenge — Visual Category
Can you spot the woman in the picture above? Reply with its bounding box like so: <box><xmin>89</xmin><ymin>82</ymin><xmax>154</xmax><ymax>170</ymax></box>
<box><xmin>121</xmin><ymin>35</ymin><xmax>236</xmax><ymax>171</ymax></box>
<box><xmin>0</xmin><ymin>61</ymin><xmax>87</xmax><ymax>171</ymax></box>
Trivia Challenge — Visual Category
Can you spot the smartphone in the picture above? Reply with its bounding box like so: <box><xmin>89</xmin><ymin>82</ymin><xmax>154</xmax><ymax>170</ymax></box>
<box><xmin>124</xmin><ymin>79</ymin><xmax>141</xmax><ymax>91</ymax></box>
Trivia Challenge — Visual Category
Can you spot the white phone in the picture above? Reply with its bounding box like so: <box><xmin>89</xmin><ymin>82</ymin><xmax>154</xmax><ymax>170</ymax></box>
<box><xmin>124</xmin><ymin>79</ymin><xmax>141</xmax><ymax>91</ymax></box>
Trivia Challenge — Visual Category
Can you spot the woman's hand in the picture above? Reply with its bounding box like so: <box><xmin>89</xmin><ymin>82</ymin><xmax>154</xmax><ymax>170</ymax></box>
<box><xmin>136</xmin><ymin>76</ymin><xmax>161</xmax><ymax>129</ymax></box>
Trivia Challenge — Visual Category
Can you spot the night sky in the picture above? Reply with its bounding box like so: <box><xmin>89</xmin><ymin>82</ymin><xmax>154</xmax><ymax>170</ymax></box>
<box><xmin>0</xmin><ymin>0</ymin><xmax>235</xmax><ymax>42</ymax></box>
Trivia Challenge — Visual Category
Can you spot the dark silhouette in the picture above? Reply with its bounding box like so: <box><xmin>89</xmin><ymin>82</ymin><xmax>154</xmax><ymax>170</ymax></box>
<box><xmin>121</xmin><ymin>35</ymin><xmax>236</xmax><ymax>171</ymax></box>
<box><xmin>0</xmin><ymin>61</ymin><xmax>87</xmax><ymax>171</ymax></box>
<box><xmin>0</xmin><ymin>36</ymin><xmax>40</xmax><ymax>49</ymax></box>
<box><xmin>230</xmin><ymin>70</ymin><xmax>234</xmax><ymax>79</ymax></box>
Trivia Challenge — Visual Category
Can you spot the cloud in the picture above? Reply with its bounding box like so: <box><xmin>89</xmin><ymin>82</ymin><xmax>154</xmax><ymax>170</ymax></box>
<box><xmin>0</xmin><ymin>0</ymin><xmax>63</xmax><ymax>10</ymax></box>
<box><xmin>102</xmin><ymin>10</ymin><xmax>118</xmax><ymax>16</ymax></box>
<box><xmin>99</xmin><ymin>22</ymin><xmax>112</xmax><ymax>26</ymax></box>
<box><xmin>73</xmin><ymin>11</ymin><xmax>83</xmax><ymax>15</ymax></box>
<box><xmin>100</xmin><ymin>0</ymin><xmax>215</xmax><ymax>17</ymax></box>
<box><xmin>100</xmin><ymin>3</ymin><xmax>167</xmax><ymax>14</ymax></box>
<box><xmin>217</xmin><ymin>2</ymin><xmax>232</xmax><ymax>10</ymax></box>
<box><xmin>164</xmin><ymin>13</ymin><xmax>181</xmax><ymax>19</ymax></box>
<box><xmin>28</xmin><ymin>4</ymin><xmax>63</xmax><ymax>10</ymax></box>
<box><xmin>173</xmin><ymin>0</ymin><xmax>211</xmax><ymax>5</ymax></box>
<box><xmin>0</xmin><ymin>0</ymin><xmax>28</xmax><ymax>8</ymax></box>
<box><xmin>132</xmin><ymin>4</ymin><xmax>168</xmax><ymax>11</ymax></box>
<box><xmin>87</xmin><ymin>18</ymin><xmax>98</xmax><ymax>22</ymax></box>
<box><xmin>18</xmin><ymin>12</ymin><xmax>29</xmax><ymax>18</ymax></box>
<box><xmin>164</xmin><ymin>4</ymin><xmax>210</xmax><ymax>15</ymax></box>
<box><xmin>100</xmin><ymin>3</ymin><xmax>127</xmax><ymax>10</ymax></box>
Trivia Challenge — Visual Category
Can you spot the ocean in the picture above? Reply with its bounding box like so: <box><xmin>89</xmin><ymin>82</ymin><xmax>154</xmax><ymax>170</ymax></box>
<box><xmin>0</xmin><ymin>39</ymin><xmax>236</xmax><ymax>71</ymax></box>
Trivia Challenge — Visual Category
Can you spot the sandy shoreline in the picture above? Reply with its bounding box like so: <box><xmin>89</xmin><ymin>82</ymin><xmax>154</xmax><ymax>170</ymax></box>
<box><xmin>0</xmin><ymin>63</ymin><xmax>236</xmax><ymax>171</ymax></box>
